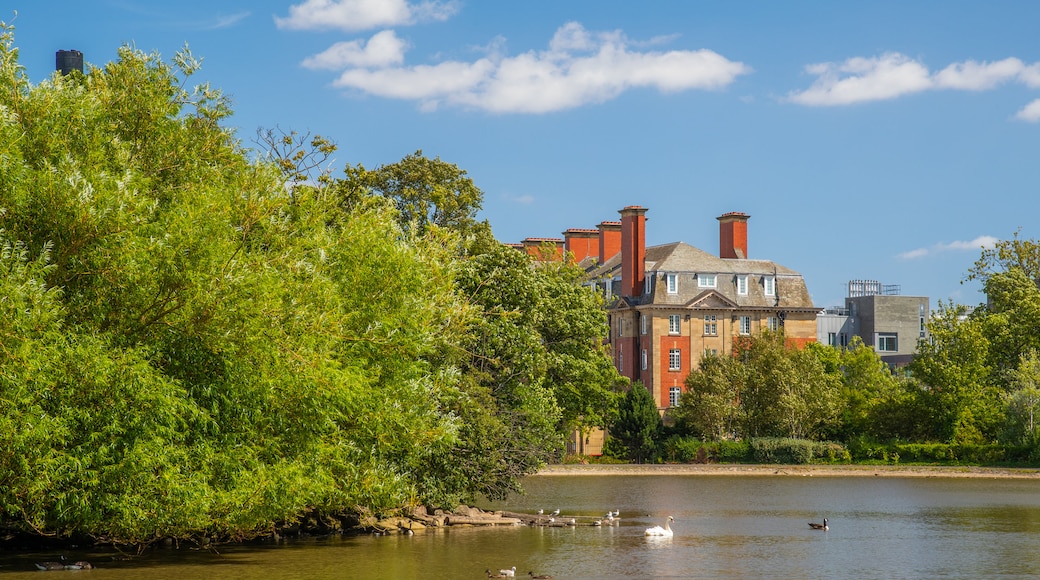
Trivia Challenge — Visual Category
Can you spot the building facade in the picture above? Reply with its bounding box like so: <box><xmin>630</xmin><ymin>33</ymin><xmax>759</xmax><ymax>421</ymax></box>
<box><xmin>578</xmin><ymin>207</ymin><xmax>820</xmax><ymax>411</ymax></box>
<box><xmin>817</xmin><ymin>280</ymin><xmax>930</xmax><ymax>367</ymax></box>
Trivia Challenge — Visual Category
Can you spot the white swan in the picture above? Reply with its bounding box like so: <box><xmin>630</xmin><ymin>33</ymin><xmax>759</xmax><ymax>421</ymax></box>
<box><xmin>645</xmin><ymin>516</ymin><xmax>674</xmax><ymax>537</ymax></box>
<box><xmin>499</xmin><ymin>566</ymin><xmax>516</xmax><ymax>577</ymax></box>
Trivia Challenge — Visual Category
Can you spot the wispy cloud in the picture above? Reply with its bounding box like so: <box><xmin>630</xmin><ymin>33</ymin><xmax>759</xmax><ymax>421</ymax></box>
<box><xmin>315</xmin><ymin>22</ymin><xmax>750</xmax><ymax>114</ymax></box>
<box><xmin>275</xmin><ymin>0</ymin><xmax>458</xmax><ymax>32</ymax></box>
<box><xmin>204</xmin><ymin>11</ymin><xmax>250</xmax><ymax>30</ymax></box>
<box><xmin>502</xmin><ymin>193</ymin><xmax>535</xmax><ymax>205</ymax></box>
<box><xmin>898</xmin><ymin>236</ymin><xmax>999</xmax><ymax>260</ymax></box>
<box><xmin>787</xmin><ymin>53</ymin><xmax>1040</xmax><ymax>118</ymax></box>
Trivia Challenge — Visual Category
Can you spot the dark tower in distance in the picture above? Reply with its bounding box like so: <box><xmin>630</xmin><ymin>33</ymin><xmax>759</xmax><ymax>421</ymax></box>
<box><xmin>56</xmin><ymin>49</ymin><xmax>83</xmax><ymax>75</ymax></box>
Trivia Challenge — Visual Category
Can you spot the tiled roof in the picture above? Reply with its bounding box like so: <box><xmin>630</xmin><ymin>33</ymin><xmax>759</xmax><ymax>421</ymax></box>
<box><xmin>590</xmin><ymin>241</ymin><xmax>817</xmax><ymax>311</ymax></box>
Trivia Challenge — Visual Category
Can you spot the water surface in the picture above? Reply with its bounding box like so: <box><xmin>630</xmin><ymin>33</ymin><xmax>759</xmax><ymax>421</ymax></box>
<box><xmin>3</xmin><ymin>474</ymin><xmax>1039</xmax><ymax>579</ymax></box>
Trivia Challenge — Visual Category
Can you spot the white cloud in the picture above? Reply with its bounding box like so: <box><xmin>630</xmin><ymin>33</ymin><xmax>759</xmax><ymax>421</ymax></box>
<box><xmin>787</xmin><ymin>53</ymin><xmax>931</xmax><ymax>106</ymax></box>
<box><xmin>1015</xmin><ymin>98</ymin><xmax>1040</xmax><ymax>122</ymax></box>
<box><xmin>898</xmin><ymin>236</ymin><xmax>999</xmax><ymax>260</ymax></box>
<box><xmin>275</xmin><ymin>0</ymin><xmax>457</xmax><ymax>32</ymax></box>
<box><xmin>933</xmin><ymin>58</ymin><xmax>1024</xmax><ymax>90</ymax></box>
<box><xmin>788</xmin><ymin>53</ymin><xmax>1040</xmax><ymax>113</ymax></box>
<box><xmin>302</xmin><ymin>30</ymin><xmax>407</xmax><ymax>69</ymax></box>
<box><xmin>326</xmin><ymin>22</ymin><xmax>751</xmax><ymax>113</ymax></box>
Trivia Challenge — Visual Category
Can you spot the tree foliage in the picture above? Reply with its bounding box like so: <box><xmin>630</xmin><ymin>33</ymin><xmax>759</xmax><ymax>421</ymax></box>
<box><xmin>0</xmin><ymin>25</ymin><xmax>625</xmax><ymax>544</ymax></box>
<box><xmin>611</xmin><ymin>382</ymin><xmax>662</xmax><ymax>463</ymax></box>
<box><xmin>676</xmin><ymin>332</ymin><xmax>841</xmax><ymax>441</ymax></box>
<box><xmin>340</xmin><ymin>150</ymin><xmax>484</xmax><ymax>236</ymax></box>
<box><xmin>0</xmin><ymin>27</ymin><xmax>478</xmax><ymax>544</ymax></box>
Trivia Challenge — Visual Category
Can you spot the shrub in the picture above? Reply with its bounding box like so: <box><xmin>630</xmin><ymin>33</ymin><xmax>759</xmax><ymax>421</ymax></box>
<box><xmin>750</xmin><ymin>438</ymin><xmax>814</xmax><ymax>464</ymax></box>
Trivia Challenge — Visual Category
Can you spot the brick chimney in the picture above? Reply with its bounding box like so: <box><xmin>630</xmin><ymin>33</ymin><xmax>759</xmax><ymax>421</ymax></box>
<box><xmin>563</xmin><ymin>228</ymin><xmax>598</xmax><ymax>262</ymax></box>
<box><xmin>597</xmin><ymin>220</ymin><xmax>622</xmax><ymax>263</ymax></box>
<box><xmin>619</xmin><ymin>206</ymin><xmax>648</xmax><ymax>298</ymax></box>
<box><xmin>521</xmin><ymin>237</ymin><xmax>564</xmax><ymax>260</ymax></box>
<box><xmin>718</xmin><ymin>212</ymin><xmax>750</xmax><ymax>259</ymax></box>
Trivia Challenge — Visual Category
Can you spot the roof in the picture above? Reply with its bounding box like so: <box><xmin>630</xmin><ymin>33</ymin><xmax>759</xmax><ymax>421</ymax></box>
<box><xmin>590</xmin><ymin>241</ymin><xmax>817</xmax><ymax>311</ymax></box>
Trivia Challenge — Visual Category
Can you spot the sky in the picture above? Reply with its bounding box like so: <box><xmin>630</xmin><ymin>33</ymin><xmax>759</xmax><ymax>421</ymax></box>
<box><xmin>7</xmin><ymin>1</ymin><xmax>1040</xmax><ymax>309</ymax></box>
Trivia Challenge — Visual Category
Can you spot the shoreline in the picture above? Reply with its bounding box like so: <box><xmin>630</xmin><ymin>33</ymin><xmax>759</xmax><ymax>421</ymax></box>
<box><xmin>536</xmin><ymin>463</ymin><xmax>1040</xmax><ymax>479</ymax></box>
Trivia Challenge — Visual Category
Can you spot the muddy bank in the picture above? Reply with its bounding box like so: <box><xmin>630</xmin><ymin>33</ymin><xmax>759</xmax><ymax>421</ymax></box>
<box><xmin>536</xmin><ymin>463</ymin><xmax>1040</xmax><ymax>479</ymax></box>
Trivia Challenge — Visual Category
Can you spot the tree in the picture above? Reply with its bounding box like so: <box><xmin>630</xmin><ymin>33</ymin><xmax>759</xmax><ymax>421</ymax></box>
<box><xmin>966</xmin><ymin>230</ymin><xmax>1040</xmax><ymax>289</ymax></box>
<box><xmin>340</xmin><ymin>150</ymin><xmax>484</xmax><ymax>236</ymax></box>
<box><xmin>1005</xmin><ymin>349</ymin><xmax>1040</xmax><ymax>446</ymax></box>
<box><xmin>612</xmin><ymin>382</ymin><xmax>662</xmax><ymax>463</ymax></box>
<box><xmin>910</xmin><ymin>302</ymin><xmax>1004</xmax><ymax>443</ymax></box>
<box><xmin>675</xmin><ymin>352</ymin><xmax>742</xmax><ymax>441</ymax></box>
<box><xmin>438</xmin><ymin>232</ymin><xmax>622</xmax><ymax>498</ymax></box>
<box><xmin>0</xmin><ymin>26</ymin><xmax>475</xmax><ymax>544</ymax></box>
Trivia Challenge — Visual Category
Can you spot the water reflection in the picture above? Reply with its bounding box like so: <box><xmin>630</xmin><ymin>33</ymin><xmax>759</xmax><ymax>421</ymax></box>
<box><xmin>1</xmin><ymin>475</ymin><xmax>1039</xmax><ymax>578</ymax></box>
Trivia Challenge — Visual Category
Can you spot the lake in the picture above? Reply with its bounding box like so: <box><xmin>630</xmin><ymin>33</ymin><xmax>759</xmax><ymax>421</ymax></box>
<box><xmin>3</xmin><ymin>472</ymin><xmax>1040</xmax><ymax>578</ymax></box>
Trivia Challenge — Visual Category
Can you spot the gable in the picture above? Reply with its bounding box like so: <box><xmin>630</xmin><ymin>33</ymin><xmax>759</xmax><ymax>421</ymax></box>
<box><xmin>687</xmin><ymin>290</ymin><xmax>740</xmax><ymax>310</ymax></box>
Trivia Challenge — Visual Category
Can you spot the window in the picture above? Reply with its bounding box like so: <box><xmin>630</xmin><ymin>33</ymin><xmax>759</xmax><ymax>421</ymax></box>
<box><xmin>644</xmin><ymin>275</ymin><xmax>652</xmax><ymax>295</ymax></box>
<box><xmin>669</xmin><ymin>349</ymin><xmax>681</xmax><ymax>371</ymax></box>
<box><xmin>641</xmin><ymin>314</ymin><xmax>647</xmax><ymax>335</ymax></box>
<box><xmin>669</xmin><ymin>386</ymin><xmax>681</xmax><ymax>407</ymax></box>
<box><xmin>704</xmin><ymin>348</ymin><xmax>718</xmax><ymax>357</ymax></box>
<box><xmin>669</xmin><ymin>314</ymin><xmax>681</xmax><ymax>335</ymax></box>
<box><xmin>739</xmin><ymin>315</ymin><xmax>751</xmax><ymax>335</ymax></box>
<box><xmin>840</xmin><ymin>333</ymin><xmax>848</xmax><ymax>347</ymax></box>
<box><xmin>827</xmin><ymin>332</ymin><xmax>837</xmax><ymax>347</ymax></box>
<box><xmin>666</xmin><ymin>273</ymin><xmax>678</xmax><ymax>294</ymax></box>
<box><xmin>737</xmin><ymin>275</ymin><xmax>748</xmax><ymax>295</ymax></box>
<box><xmin>618</xmin><ymin>318</ymin><xmax>623</xmax><ymax>337</ymax></box>
<box><xmin>699</xmin><ymin>273</ymin><xmax>717</xmax><ymax>288</ymax></box>
<box><xmin>878</xmin><ymin>333</ymin><xmax>898</xmax><ymax>352</ymax></box>
<box><xmin>618</xmin><ymin>351</ymin><xmax>623</xmax><ymax>372</ymax></box>
<box><xmin>767</xmin><ymin>316</ymin><xmax>779</xmax><ymax>331</ymax></box>
<box><xmin>703</xmin><ymin>315</ymin><xmax>717</xmax><ymax>336</ymax></box>
<box><xmin>763</xmin><ymin>275</ymin><xmax>775</xmax><ymax>296</ymax></box>
<box><xmin>641</xmin><ymin>349</ymin><xmax>647</xmax><ymax>371</ymax></box>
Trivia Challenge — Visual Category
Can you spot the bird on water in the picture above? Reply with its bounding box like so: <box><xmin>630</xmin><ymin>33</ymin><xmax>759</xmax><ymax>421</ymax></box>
<box><xmin>644</xmin><ymin>515</ymin><xmax>675</xmax><ymax>537</ymax></box>
<box><xmin>809</xmin><ymin>517</ymin><xmax>829</xmax><ymax>531</ymax></box>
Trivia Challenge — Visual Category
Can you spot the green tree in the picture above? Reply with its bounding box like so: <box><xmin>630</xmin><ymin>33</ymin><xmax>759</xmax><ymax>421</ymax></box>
<box><xmin>966</xmin><ymin>230</ymin><xmax>1040</xmax><ymax>289</ymax></box>
<box><xmin>675</xmin><ymin>351</ymin><xmax>742</xmax><ymax>441</ymax></box>
<box><xmin>340</xmin><ymin>150</ymin><xmax>484</xmax><ymax>236</ymax></box>
<box><xmin>1005</xmin><ymin>349</ymin><xmax>1040</xmax><ymax>445</ymax></box>
<box><xmin>0</xmin><ymin>26</ymin><xmax>474</xmax><ymax>544</ymax></box>
<box><xmin>910</xmin><ymin>302</ymin><xmax>1004</xmax><ymax>443</ymax></box>
<box><xmin>612</xmin><ymin>382</ymin><xmax>662</xmax><ymax>463</ymax></box>
<box><xmin>736</xmin><ymin>332</ymin><xmax>842</xmax><ymax>439</ymax></box>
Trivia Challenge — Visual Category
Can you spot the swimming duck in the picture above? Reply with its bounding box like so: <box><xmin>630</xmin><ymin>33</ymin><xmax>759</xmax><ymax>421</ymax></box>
<box><xmin>34</xmin><ymin>561</ymin><xmax>65</xmax><ymax>571</ymax></box>
<box><xmin>645</xmin><ymin>515</ymin><xmax>675</xmax><ymax>537</ymax></box>
<box><xmin>808</xmin><ymin>518</ymin><xmax>829</xmax><ymax>531</ymax></box>
<box><xmin>529</xmin><ymin>572</ymin><xmax>553</xmax><ymax>579</ymax></box>
<box><xmin>64</xmin><ymin>561</ymin><xmax>93</xmax><ymax>570</ymax></box>
<box><xmin>486</xmin><ymin>569</ymin><xmax>507</xmax><ymax>579</ymax></box>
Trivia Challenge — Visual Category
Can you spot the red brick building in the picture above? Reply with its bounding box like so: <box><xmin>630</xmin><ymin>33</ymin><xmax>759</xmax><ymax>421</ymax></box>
<box><xmin>579</xmin><ymin>207</ymin><xmax>820</xmax><ymax>411</ymax></box>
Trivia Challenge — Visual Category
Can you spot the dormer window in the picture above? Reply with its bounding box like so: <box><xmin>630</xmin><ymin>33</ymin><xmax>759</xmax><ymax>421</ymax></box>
<box><xmin>763</xmin><ymin>275</ymin><xmax>775</xmax><ymax>297</ymax></box>
<box><xmin>666</xmin><ymin>273</ymin><xmax>678</xmax><ymax>294</ymax></box>
<box><xmin>699</xmin><ymin>273</ymin><xmax>717</xmax><ymax>288</ymax></box>
<box><xmin>737</xmin><ymin>275</ymin><xmax>748</xmax><ymax>296</ymax></box>
<box><xmin>644</xmin><ymin>274</ymin><xmax>652</xmax><ymax>295</ymax></box>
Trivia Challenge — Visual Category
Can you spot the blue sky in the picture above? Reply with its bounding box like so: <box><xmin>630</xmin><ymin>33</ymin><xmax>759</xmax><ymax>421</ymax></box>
<box><xmin>8</xmin><ymin>1</ymin><xmax>1040</xmax><ymax>308</ymax></box>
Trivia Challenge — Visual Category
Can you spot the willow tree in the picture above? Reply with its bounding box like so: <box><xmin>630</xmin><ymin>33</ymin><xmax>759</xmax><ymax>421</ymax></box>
<box><xmin>0</xmin><ymin>25</ymin><xmax>472</xmax><ymax>544</ymax></box>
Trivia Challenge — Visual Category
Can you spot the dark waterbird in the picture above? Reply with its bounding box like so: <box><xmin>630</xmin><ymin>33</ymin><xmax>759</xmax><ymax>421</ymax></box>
<box><xmin>808</xmin><ymin>517</ymin><xmax>829</xmax><ymax>531</ymax></box>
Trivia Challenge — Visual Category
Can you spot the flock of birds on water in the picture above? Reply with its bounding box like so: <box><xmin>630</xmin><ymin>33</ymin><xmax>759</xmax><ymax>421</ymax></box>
<box><xmin>485</xmin><ymin>510</ymin><xmax>830</xmax><ymax>578</ymax></box>
<box><xmin>31</xmin><ymin>512</ymin><xmax>828</xmax><ymax>575</ymax></box>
